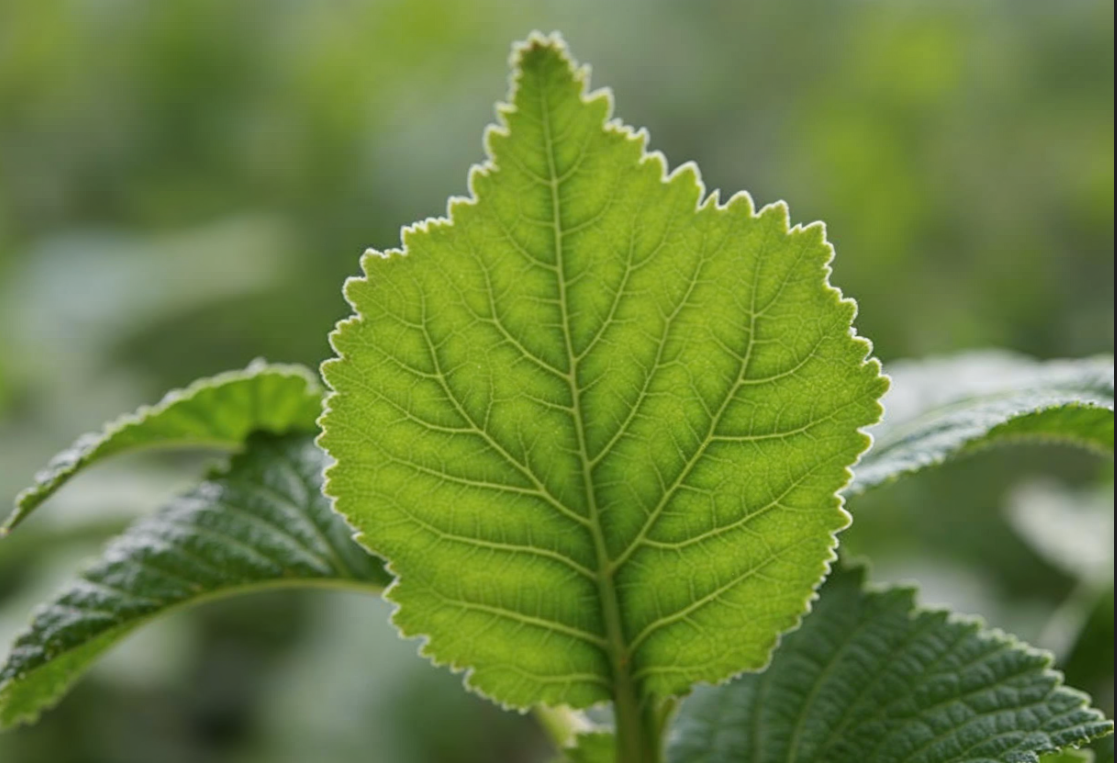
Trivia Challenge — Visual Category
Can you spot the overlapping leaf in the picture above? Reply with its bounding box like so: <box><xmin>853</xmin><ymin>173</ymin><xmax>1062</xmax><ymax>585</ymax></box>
<box><xmin>667</xmin><ymin>565</ymin><xmax>1113</xmax><ymax>763</ymax></box>
<box><xmin>852</xmin><ymin>352</ymin><xmax>1114</xmax><ymax>493</ymax></box>
<box><xmin>0</xmin><ymin>433</ymin><xmax>386</xmax><ymax>730</ymax></box>
<box><xmin>5</xmin><ymin>360</ymin><xmax>323</xmax><ymax>533</ymax></box>
<box><xmin>320</xmin><ymin>32</ymin><xmax>885</xmax><ymax>711</ymax></box>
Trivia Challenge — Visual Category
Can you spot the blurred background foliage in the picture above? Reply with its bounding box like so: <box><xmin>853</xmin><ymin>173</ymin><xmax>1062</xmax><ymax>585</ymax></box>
<box><xmin>0</xmin><ymin>0</ymin><xmax>1111</xmax><ymax>761</ymax></box>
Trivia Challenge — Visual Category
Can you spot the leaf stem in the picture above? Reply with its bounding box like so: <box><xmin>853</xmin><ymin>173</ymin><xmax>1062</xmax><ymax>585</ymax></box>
<box><xmin>609</xmin><ymin>630</ymin><xmax>653</xmax><ymax>762</ymax></box>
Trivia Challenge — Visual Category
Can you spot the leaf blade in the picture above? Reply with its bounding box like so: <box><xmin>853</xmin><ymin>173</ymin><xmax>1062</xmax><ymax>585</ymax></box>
<box><xmin>667</xmin><ymin>565</ymin><xmax>1113</xmax><ymax>763</ymax></box>
<box><xmin>5</xmin><ymin>360</ymin><xmax>324</xmax><ymax>533</ymax></box>
<box><xmin>0</xmin><ymin>433</ymin><xmax>386</xmax><ymax>730</ymax></box>
<box><xmin>852</xmin><ymin>352</ymin><xmax>1114</xmax><ymax>493</ymax></box>
<box><xmin>320</xmin><ymin>33</ymin><xmax>885</xmax><ymax>709</ymax></box>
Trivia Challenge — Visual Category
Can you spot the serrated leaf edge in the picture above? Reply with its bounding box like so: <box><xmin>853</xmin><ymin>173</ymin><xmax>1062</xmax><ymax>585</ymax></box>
<box><xmin>851</xmin><ymin>354</ymin><xmax>1114</xmax><ymax>495</ymax></box>
<box><xmin>319</xmin><ymin>30</ymin><xmax>886</xmax><ymax>710</ymax></box>
<box><xmin>5</xmin><ymin>359</ymin><xmax>323</xmax><ymax>534</ymax></box>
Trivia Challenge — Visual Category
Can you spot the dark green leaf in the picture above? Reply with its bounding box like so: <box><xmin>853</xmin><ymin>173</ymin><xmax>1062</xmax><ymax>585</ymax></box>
<box><xmin>668</xmin><ymin>565</ymin><xmax>1112</xmax><ymax>763</ymax></box>
<box><xmin>0</xmin><ymin>433</ymin><xmax>386</xmax><ymax>730</ymax></box>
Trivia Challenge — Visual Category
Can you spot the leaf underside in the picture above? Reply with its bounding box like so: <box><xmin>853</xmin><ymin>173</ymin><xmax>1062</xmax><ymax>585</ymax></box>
<box><xmin>5</xmin><ymin>360</ymin><xmax>324</xmax><ymax>533</ymax></box>
<box><xmin>320</xmin><ymin>33</ymin><xmax>885</xmax><ymax>708</ymax></box>
<box><xmin>852</xmin><ymin>352</ymin><xmax>1114</xmax><ymax>494</ymax></box>
<box><xmin>0</xmin><ymin>433</ymin><xmax>387</xmax><ymax>731</ymax></box>
<box><xmin>667</xmin><ymin>565</ymin><xmax>1113</xmax><ymax>763</ymax></box>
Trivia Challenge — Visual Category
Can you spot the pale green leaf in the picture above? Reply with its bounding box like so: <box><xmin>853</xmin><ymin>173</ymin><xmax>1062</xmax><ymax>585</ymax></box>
<box><xmin>5</xmin><ymin>360</ymin><xmax>323</xmax><ymax>533</ymax></box>
<box><xmin>0</xmin><ymin>433</ymin><xmax>387</xmax><ymax>731</ymax></box>
<box><xmin>667</xmin><ymin>565</ymin><xmax>1113</xmax><ymax>763</ymax></box>
<box><xmin>320</xmin><ymin>33</ymin><xmax>885</xmax><ymax>712</ymax></box>
<box><xmin>852</xmin><ymin>352</ymin><xmax>1113</xmax><ymax>493</ymax></box>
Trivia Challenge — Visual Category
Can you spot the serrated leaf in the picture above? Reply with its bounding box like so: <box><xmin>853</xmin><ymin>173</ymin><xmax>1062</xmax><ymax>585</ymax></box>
<box><xmin>5</xmin><ymin>360</ymin><xmax>323</xmax><ymax>533</ymax></box>
<box><xmin>667</xmin><ymin>565</ymin><xmax>1113</xmax><ymax>763</ymax></box>
<box><xmin>852</xmin><ymin>352</ymin><xmax>1114</xmax><ymax>493</ymax></box>
<box><xmin>320</xmin><ymin>32</ymin><xmax>885</xmax><ymax>716</ymax></box>
<box><xmin>0</xmin><ymin>433</ymin><xmax>387</xmax><ymax>730</ymax></box>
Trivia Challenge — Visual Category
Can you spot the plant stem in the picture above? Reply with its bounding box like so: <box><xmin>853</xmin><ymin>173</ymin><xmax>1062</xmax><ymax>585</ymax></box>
<box><xmin>650</xmin><ymin>697</ymin><xmax>679</xmax><ymax>760</ymax></box>
<box><xmin>612</xmin><ymin>674</ymin><xmax>652</xmax><ymax>762</ymax></box>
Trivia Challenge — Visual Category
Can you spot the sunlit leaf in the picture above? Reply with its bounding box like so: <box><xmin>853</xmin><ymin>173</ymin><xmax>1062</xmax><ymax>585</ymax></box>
<box><xmin>0</xmin><ymin>433</ymin><xmax>386</xmax><ymax>730</ymax></box>
<box><xmin>320</xmin><ymin>32</ymin><xmax>885</xmax><ymax>718</ymax></box>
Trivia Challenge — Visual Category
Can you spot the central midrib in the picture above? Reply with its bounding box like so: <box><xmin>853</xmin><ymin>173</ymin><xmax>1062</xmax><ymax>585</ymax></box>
<box><xmin>534</xmin><ymin>70</ymin><xmax>641</xmax><ymax>724</ymax></box>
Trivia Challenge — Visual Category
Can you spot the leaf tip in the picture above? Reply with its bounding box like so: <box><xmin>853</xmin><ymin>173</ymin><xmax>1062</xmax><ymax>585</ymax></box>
<box><xmin>512</xmin><ymin>30</ymin><xmax>573</xmax><ymax>67</ymax></box>
<box><xmin>1</xmin><ymin>497</ymin><xmax>33</xmax><ymax>537</ymax></box>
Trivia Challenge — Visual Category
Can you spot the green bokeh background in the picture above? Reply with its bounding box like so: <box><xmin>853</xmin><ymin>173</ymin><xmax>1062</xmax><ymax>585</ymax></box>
<box><xmin>0</xmin><ymin>1</ymin><xmax>1111</xmax><ymax>761</ymax></box>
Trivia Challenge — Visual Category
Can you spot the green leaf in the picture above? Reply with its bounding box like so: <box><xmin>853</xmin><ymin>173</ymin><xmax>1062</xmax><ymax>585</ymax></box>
<box><xmin>557</xmin><ymin>733</ymin><xmax>616</xmax><ymax>763</ymax></box>
<box><xmin>5</xmin><ymin>360</ymin><xmax>323</xmax><ymax>533</ymax></box>
<box><xmin>1039</xmin><ymin>750</ymin><xmax>1094</xmax><ymax>763</ymax></box>
<box><xmin>852</xmin><ymin>352</ymin><xmax>1114</xmax><ymax>493</ymax></box>
<box><xmin>320</xmin><ymin>30</ymin><xmax>885</xmax><ymax>723</ymax></box>
<box><xmin>0</xmin><ymin>433</ymin><xmax>387</xmax><ymax>730</ymax></box>
<box><xmin>667</xmin><ymin>565</ymin><xmax>1113</xmax><ymax>763</ymax></box>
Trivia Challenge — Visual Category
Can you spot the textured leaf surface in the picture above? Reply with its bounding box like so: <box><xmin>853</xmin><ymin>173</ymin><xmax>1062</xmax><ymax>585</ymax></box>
<box><xmin>6</xmin><ymin>361</ymin><xmax>323</xmax><ymax>533</ymax></box>
<box><xmin>320</xmin><ymin>33</ymin><xmax>885</xmax><ymax>709</ymax></box>
<box><xmin>667</xmin><ymin>565</ymin><xmax>1113</xmax><ymax>763</ymax></box>
<box><xmin>0</xmin><ymin>433</ymin><xmax>386</xmax><ymax>730</ymax></box>
<box><xmin>852</xmin><ymin>352</ymin><xmax>1113</xmax><ymax>493</ymax></box>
